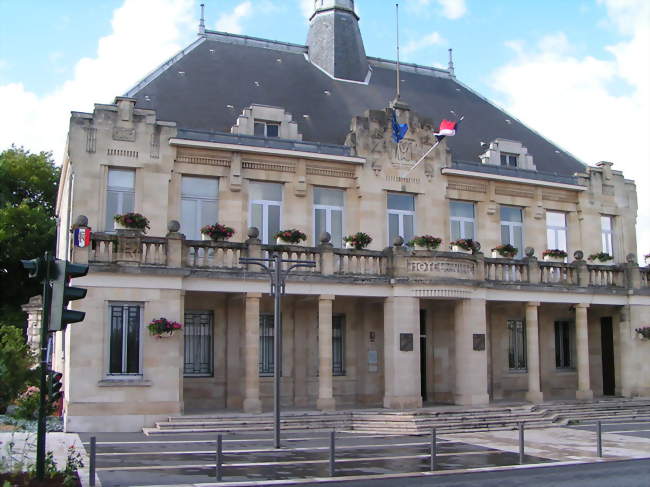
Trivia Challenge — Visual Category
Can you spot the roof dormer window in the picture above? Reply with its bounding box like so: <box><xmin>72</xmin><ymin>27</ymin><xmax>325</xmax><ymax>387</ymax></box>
<box><xmin>254</xmin><ymin>121</ymin><xmax>280</xmax><ymax>138</ymax></box>
<box><xmin>500</xmin><ymin>153</ymin><xmax>518</xmax><ymax>168</ymax></box>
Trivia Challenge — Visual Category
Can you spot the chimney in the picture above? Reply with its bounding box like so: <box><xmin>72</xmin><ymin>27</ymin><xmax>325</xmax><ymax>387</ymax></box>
<box><xmin>306</xmin><ymin>0</ymin><xmax>369</xmax><ymax>82</ymax></box>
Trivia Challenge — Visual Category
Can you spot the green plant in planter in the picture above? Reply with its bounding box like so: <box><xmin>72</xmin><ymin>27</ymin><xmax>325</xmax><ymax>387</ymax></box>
<box><xmin>450</xmin><ymin>238</ymin><xmax>476</xmax><ymax>252</ymax></box>
<box><xmin>274</xmin><ymin>229</ymin><xmax>307</xmax><ymax>244</ymax></box>
<box><xmin>344</xmin><ymin>232</ymin><xmax>372</xmax><ymax>250</ymax></box>
<box><xmin>635</xmin><ymin>326</ymin><xmax>650</xmax><ymax>339</ymax></box>
<box><xmin>409</xmin><ymin>235</ymin><xmax>442</xmax><ymax>249</ymax></box>
<box><xmin>113</xmin><ymin>212</ymin><xmax>150</xmax><ymax>232</ymax></box>
<box><xmin>492</xmin><ymin>243</ymin><xmax>518</xmax><ymax>258</ymax></box>
<box><xmin>542</xmin><ymin>249</ymin><xmax>568</xmax><ymax>259</ymax></box>
<box><xmin>201</xmin><ymin>223</ymin><xmax>235</xmax><ymax>240</ymax></box>
<box><xmin>148</xmin><ymin>317</ymin><xmax>183</xmax><ymax>336</ymax></box>
<box><xmin>588</xmin><ymin>251</ymin><xmax>613</xmax><ymax>263</ymax></box>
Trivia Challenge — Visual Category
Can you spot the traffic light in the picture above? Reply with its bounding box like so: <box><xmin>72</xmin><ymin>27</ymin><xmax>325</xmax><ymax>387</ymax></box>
<box><xmin>49</xmin><ymin>259</ymin><xmax>88</xmax><ymax>332</ymax></box>
<box><xmin>21</xmin><ymin>257</ymin><xmax>45</xmax><ymax>280</ymax></box>
<box><xmin>47</xmin><ymin>370</ymin><xmax>64</xmax><ymax>408</ymax></box>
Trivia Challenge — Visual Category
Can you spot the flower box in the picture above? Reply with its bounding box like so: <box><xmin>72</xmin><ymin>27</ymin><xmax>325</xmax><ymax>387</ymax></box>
<box><xmin>588</xmin><ymin>252</ymin><xmax>614</xmax><ymax>266</ymax></box>
<box><xmin>275</xmin><ymin>229</ymin><xmax>307</xmax><ymax>245</ymax></box>
<box><xmin>491</xmin><ymin>244</ymin><xmax>518</xmax><ymax>259</ymax></box>
<box><xmin>451</xmin><ymin>245</ymin><xmax>472</xmax><ymax>254</ymax></box>
<box><xmin>343</xmin><ymin>232</ymin><xmax>372</xmax><ymax>250</ymax></box>
<box><xmin>635</xmin><ymin>327</ymin><xmax>650</xmax><ymax>340</ymax></box>
<box><xmin>148</xmin><ymin>317</ymin><xmax>182</xmax><ymax>338</ymax></box>
<box><xmin>409</xmin><ymin>235</ymin><xmax>441</xmax><ymax>251</ymax></box>
<box><xmin>201</xmin><ymin>223</ymin><xmax>235</xmax><ymax>241</ymax></box>
<box><xmin>542</xmin><ymin>249</ymin><xmax>567</xmax><ymax>262</ymax></box>
<box><xmin>543</xmin><ymin>255</ymin><xmax>565</xmax><ymax>263</ymax></box>
<box><xmin>113</xmin><ymin>212</ymin><xmax>150</xmax><ymax>233</ymax></box>
<box><xmin>450</xmin><ymin>239</ymin><xmax>475</xmax><ymax>254</ymax></box>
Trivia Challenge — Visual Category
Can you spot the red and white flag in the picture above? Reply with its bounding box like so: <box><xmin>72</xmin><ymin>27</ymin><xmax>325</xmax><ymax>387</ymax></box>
<box><xmin>434</xmin><ymin>119</ymin><xmax>457</xmax><ymax>137</ymax></box>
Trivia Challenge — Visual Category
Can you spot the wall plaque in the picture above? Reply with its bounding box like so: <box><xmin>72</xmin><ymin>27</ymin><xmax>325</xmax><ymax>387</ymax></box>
<box><xmin>400</xmin><ymin>333</ymin><xmax>414</xmax><ymax>351</ymax></box>
<box><xmin>473</xmin><ymin>333</ymin><xmax>486</xmax><ymax>351</ymax></box>
<box><xmin>407</xmin><ymin>259</ymin><xmax>476</xmax><ymax>279</ymax></box>
<box><xmin>112</xmin><ymin>127</ymin><xmax>136</xmax><ymax>142</ymax></box>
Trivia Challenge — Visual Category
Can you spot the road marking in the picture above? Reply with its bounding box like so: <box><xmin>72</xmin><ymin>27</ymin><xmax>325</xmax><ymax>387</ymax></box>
<box><xmin>96</xmin><ymin>450</ymin><xmax>499</xmax><ymax>471</ymax></box>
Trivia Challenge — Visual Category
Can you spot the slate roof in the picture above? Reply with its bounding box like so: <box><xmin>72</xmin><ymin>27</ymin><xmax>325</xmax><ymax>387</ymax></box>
<box><xmin>127</xmin><ymin>31</ymin><xmax>585</xmax><ymax>177</ymax></box>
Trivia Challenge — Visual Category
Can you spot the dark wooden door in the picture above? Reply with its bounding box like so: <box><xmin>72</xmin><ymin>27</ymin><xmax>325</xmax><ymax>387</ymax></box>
<box><xmin>420</xmin><ymin>309</ymin><xmax>427</xmax><ymax>401</ymax></box>
<box><xmin>601</xmin><ymin>317</ymin><xmax>615</xmax><ymax>396</ymax></box>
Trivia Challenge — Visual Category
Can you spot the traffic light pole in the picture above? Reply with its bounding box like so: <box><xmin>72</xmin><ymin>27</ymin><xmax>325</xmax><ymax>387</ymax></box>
<box><xmin>36</xmin><ymin>251</ymin><xmax>53</xmax><ymax>481</ymax></box>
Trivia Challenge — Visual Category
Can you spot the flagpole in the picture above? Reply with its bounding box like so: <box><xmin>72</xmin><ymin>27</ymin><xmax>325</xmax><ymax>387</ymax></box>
<box><xmin>404</xmin><ymin>115</ymin><xmax>464</xmax><ymax>176</ymax></box>
<box><xmin>395</xmin><ymin>3</ymin><xmax>400</xmax><ymax>100</ymax></box>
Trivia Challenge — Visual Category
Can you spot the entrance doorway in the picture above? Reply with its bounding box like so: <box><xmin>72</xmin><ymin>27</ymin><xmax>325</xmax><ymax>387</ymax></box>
<box><xmin>600</xmin><ymin>317</ymin><xmax>615</xmax><ymax>395</ymax></box>
<box><xmin>420</xmin><ymin>309</ymin><xmax>427</xmax><ymax>401</ymax></box>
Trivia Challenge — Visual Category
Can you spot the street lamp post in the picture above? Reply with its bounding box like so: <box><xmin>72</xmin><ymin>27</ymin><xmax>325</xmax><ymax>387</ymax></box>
<box><xmin>240</xmin><ymin>252</ymin><xmax>316</xmax><ymax>449</ymax></box>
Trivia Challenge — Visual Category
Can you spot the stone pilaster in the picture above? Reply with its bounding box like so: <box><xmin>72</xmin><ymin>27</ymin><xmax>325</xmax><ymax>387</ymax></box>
<box><xmin>454</xmin><ymin>298</ymin><xmax>490</xmax><ymax>405</ymax></box>
<box><xmin>525</xmin><ymin>302</ymin><xmax>543</xmax><ymax>403</ymax></box>
<box><xmin>383</xmin><ymin>296</ymin><xmax>422</xmax><ymax>409</ymax></box>
<box><xmin>317</xmin><ymin>295</ymin><xmax>336</xmax><ymax>411</ymax></box>
<box><xmin>243</xmin><ymin>293</ymin><xmax>262</xmax><ymax>413</ymax></box>
<box><xmin>575</xmin><ymin>303</ymin><xmax>593</xmax><ymax>400</ymax></box>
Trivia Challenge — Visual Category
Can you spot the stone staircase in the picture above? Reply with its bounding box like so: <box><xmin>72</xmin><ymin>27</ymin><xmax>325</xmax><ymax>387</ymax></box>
<box><xmin>143</xmin><ymin>398</ymin><xmax>650</xmax><ymax>436</ymax></box>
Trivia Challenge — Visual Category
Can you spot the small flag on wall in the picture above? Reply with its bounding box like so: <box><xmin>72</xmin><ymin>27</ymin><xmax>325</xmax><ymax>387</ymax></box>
<box><xmin>74</xmin><ymin>227</ymin><xmax>91</xmax><ymax>248</ymax></box>
<box><xmin>391</xmin><ymin>110</ymin><xmax>409</xmax><ymax>143</ymax></box>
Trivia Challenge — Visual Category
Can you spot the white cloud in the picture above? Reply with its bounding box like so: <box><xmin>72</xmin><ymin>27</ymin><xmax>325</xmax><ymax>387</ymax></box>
<box><xmin>407</xmin><ymin>0</ymin><xmax>467</xmax><ymax>19</ymax></box>
<box><xmin>215</xmin><ymin>1</ymin><xmax>253</xmax><ymax>34</ymax></box>
<box><xmin>491</xmin><ymin>0</ymin><xmax>650</xmax><ymax>256</ymax></box>
<box><xmin>403</xmin><ymin>32</ymin><xmax>445</xmax><ymax>56</ymax></box>
<box><xmin>0</xmin><ymin>0</ymin><xmax>195</xmax><ymax>161</ymax></box>
<box><xmin>299</xmin><ymin>0</ymin><xmax>314</xmax><ymax>19</ymax></box>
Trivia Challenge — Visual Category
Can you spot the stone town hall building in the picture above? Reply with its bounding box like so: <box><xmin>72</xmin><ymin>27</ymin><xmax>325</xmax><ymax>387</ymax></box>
<box><xmin>52</xmin><ymin>0</ymin><xmax>649</xmax><ymax>431</ymax></box>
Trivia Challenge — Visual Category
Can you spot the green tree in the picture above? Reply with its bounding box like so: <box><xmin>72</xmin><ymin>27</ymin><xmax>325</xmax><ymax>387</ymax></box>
<box><xmin>0</xmin><ymin>325</ymin><xmax>38</xmax><ymax>412</ymax></box>
<box><xmin>0</xmin><ymin>146</ymin><xmax>60</xmax><ymax>328</ymax></box>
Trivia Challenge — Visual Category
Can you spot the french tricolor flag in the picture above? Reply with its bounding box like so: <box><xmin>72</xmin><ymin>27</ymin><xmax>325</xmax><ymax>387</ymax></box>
<box><xmin>74</xmin><ymin>227</ymin><xmax>91</xmax><ymax>248</ymax></box>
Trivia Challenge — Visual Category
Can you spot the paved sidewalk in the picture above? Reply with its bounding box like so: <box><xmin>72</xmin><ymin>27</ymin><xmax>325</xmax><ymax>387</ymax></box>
<box><xmin>0</xmin><ymin>432</ymin><xmax>97</xmax><ymax>486</ymax></box>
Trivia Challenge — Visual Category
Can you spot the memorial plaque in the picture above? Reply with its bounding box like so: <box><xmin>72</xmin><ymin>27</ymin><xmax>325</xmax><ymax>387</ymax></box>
<box><xmin>407</xmin><ymin>258</ymin><xmax>476</xmax><ymax>280</ymax></box>
<box><xmin>400</xmin><ymin>333</ymin><xmax>414</xmax><ymax>351</ymax></box>
<box><xmin>473</xmin><ymin>333</ymin><xmax>486</xmax><ymax>351</ymax></box>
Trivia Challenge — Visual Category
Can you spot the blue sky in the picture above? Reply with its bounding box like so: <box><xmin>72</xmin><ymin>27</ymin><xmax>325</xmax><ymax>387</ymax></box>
<box><xmin>1</xmin><ymin>0</ymin><xmax>648</xmax><ymax>253</ymax></box>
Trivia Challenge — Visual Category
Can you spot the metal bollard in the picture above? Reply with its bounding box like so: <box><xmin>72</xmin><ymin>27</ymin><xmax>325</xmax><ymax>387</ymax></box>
<box><xmin>216</xmin><ymin>434</ymin><xmax>223</xmax><ymax>482</ymax></box>
<box><xmin>430</xmin><ymin>428</ymin><xmax>437</xmax><ymax>471</ymax></box>
<box><xmin>89</xmin><ymin>436</ymin><xmax>96</xmax><ymax>487</ymax></box>
<box><xmin>519</xmin><ymin>422</ymin><xmax>525</xmax><ymax>465</ymax></box>
<box><xmin>597</xmin><ymin>421</ymin><xmax>603</xmax><ymax>458</ymax></box>
<box><xmin>329</xmin><ymin>430</ymin><xmax>335</xmax><ymax>477</ymax></box>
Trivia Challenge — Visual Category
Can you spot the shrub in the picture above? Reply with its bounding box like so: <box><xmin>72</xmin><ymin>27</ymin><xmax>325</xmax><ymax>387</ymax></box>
<box><xmin>12</xmin><ymin>386</ymin><xmax>54</xmax><ymax>420</ymax></box>
<box><xmin>0</xmin><ymin>326</ymin><xmax>37</xmax><ymax>413</ymax></box>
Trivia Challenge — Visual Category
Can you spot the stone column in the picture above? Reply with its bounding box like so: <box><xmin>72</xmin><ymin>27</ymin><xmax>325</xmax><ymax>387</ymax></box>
<box><xmin>317</xmin><ymin>295</ymin><xmax>336</xmax><ymax>410</ymax></box>
<box><xmin>383</xmin><ymin>296</ymin><xmax>422</xmax><ymax>409</ymax></box>
<box><xmin>243</xmin><ymin>293</ymin><xmax>262</xmax><ymax>413</ymax></box>
<box><xmin>454</xmin><ymin>298</ymin><xmax>490</xmax><ymax>405</ymax></box>
<box><xmin>575</xmin><ymin>303</ymin><xmax>593</xmax><ymax>400</ymax></box>
<box><xmin>525</xmin><ymin>302</ymin><xmax>543</xmax><ymax>403</ymax></box>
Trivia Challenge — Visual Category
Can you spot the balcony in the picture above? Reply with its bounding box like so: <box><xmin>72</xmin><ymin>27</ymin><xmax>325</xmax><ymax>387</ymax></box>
<box><xmin>77</xmin><ymin>229</ymin><xmax>650</xmax><ymax>293</ymax></box>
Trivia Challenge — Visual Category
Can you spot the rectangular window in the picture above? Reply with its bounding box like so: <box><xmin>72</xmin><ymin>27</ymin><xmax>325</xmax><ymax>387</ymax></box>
<box><xmin>449</xmin><ymin>200</ymin><xmax>475</xmax><ymax>241</ymax></box>
<box><xmin>507</xmin><ymin>320</ymin><xmax>526</xmax><ymax>370</ymax></box>
<box><xmin>546</xmin><ymin>211</ymin><xmax>567</xmax><ymax>252</ymax></box>
<box><xmin>314</xmin><ymin>187</ymin><xmax>344</xmax><ymax>248</ymax></box>
<box><xmin>183</xmin><ymin>311</ymin><xmax>213</xmax><ymax>377</ymax></box>
<box><xmin>105</xmin><ymin>169</ymin><xmax>135</xmax><ymax>231</ymax></box>
<box><xmin>601</xmin><ymin>216</ymin><xmax>613</xmax><ymax>255</ymax></box>
<box><xmin>109</xmin><ymin>303</ymin><xmax>141</xmax><ymax>375</ymax></box>
<box><xmin>181</xmin><ymin>176</ymin><xmax>219</xmax><ymax>240</ymax></box>
<box><xmin>500</xmin><ymin>206</ymin><xmax>524</xmax><ymax>258</ymax></box>
<box><xmin>249</xmin><ymin>182</ymin><xmax>282</xmax><ymax>244</ymax></box>
<box><xmin>332</xmin><ymin>315</ymin><xmax>345</xmax><ymax>376</ymax></box>
<box><xmin>254</xmin><ymin>121</ymin><xmax>279</xmax><ymax>137</ymax></box>
<box><xmin>554</xmin><ymin>321</ymin><xmax>574</xmax><ymax>368</ymax></box>
<box><xmin>259</xmin><ymin>314</ymin><xmax>275</xmax><ymax>376</ymax></box>
<box><xmin>387</xmin><ymin>193</ymin><xmax>415</xmax><ymax>246</ymax></box>
<box><xmin>500</xmin><ymin>153</ymin><xmax>518</xmax><ymax>167</ymax></box>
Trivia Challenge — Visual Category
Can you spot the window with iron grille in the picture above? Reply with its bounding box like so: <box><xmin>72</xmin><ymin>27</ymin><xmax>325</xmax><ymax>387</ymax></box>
<box><xmin>259</xmin><ymin>314</ymin><xmax>275</xmax><ymax>376</ymax></box>
<box><xmin>507</xmin><ymin>320</ymin><xmax>526</xmax><ymax>370</ymax></box>
<box><xmin>108</xmin><ymin>303</ymin><xmax>141</xmax><ymax>375</ymax></box>
<box><xmin>332</xmin><ymin>315</ymin><xmax>345</xmax><ymax>376</ymax></box>
<box><xmin>184</xmin><ymin>311</ymin><xmax>213</xmax><ymax>376</ymax></box>
<box><xmin>555</xmin><ymin>320</ymin><xmax>574</xmax><ymax>368</ymax></box>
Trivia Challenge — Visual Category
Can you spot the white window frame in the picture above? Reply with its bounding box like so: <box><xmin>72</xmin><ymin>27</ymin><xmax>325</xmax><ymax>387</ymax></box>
<box><xmin>254</xmin><ymin>120</ymin><xmax>280</xmax><ymax>137</ymax></box>
<box><xmin>500</xmin><ymin>153</ymin><xmax>518</xmax><ymax>167</ymax></box>
<box><xmin>105</xmin><ymin>168</ymin><xmax>135</xmax><ymax>231</ymax></box>
<box><xmin>107</xmin><ymin>302</ymin><xmax>143</xmax><ymax>377</ymax></box>
<box><xmin>601</xmin><ymin>215</ymin><xmax>614</xmax><ymax>255</ymax></box>
<box><xmin>181</xmin><ymin>176</ymin><xmax>219</xmax><ymax>240</ymax></box>
<box><xmin>546</xmin><ymin>211</ymin><xmax>567</xmax><ymax>252</ymax></box>
<box><xmin>313</xmin><ymin>189</ymin><xmax>344</xmax><ymax>248</ymax></box>
<box><xmin>387</xmin><ymin>193</ymin><xmax>415</xmax><ymax>246</ymax></box>
<box><xmin>249</xmin><ymin>183</ymin><xmax>283</xmax><ymax>245</ymax></box>
<box><xmin>500</xmin><ymin>206</ymin><xmax>524</xmax><ymax>258</ymax></box>
<box><xmin>449</xmin><ymin>200</ymin><xmax>476</xmax><ymax>241</ymax></box>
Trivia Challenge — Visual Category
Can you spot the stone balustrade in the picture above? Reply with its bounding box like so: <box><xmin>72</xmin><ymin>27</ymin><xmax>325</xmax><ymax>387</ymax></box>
<box><xmin>75</xmin><ymin>227</ymin><xmax>649</xmax><ymax>292</ymax></box>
